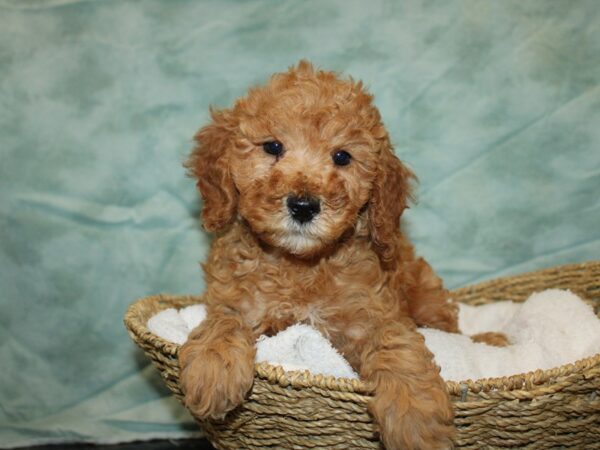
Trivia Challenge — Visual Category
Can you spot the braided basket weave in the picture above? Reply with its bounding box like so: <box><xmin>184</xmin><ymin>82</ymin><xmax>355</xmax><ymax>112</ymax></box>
<box><xmin>124</xmin><ymin>261</ymin><xmax>600</xmax><ymax>449</ymax></box>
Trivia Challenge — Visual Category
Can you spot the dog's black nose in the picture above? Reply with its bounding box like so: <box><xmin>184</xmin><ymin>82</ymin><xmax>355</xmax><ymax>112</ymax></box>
<box><xmin>286</xmin><ymin>195</ymin><xmax>321</xmax><ymax>224</ymax></box>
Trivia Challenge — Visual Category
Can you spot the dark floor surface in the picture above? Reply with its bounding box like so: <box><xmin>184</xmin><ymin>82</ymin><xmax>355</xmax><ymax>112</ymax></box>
<box><xmin>24</xmin><ymin>439</ymin><xmax>216</xmax><ymax>450</ymax></box>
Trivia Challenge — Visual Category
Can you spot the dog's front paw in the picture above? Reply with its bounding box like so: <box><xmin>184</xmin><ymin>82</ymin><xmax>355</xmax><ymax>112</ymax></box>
<box><xmin>370</xmin><ymin>378</ymin><xmax>454</xmax><ymax>450</ymax></box>
<box><xmin>179</xmin><ymin>342</ymin><xmax>255</xmax><ymax>420</ymax></box>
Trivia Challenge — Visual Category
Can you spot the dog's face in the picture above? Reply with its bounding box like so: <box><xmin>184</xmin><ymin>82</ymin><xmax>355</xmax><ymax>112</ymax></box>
<box><xmin>187</xmin><ymin>62</ymin><xmax>413</xmax><ymax>262</ymax></box>
<box><xmin>227</xmin><ymin>70</ymin><xmax>383</xmax><ymax>257</ymax></box>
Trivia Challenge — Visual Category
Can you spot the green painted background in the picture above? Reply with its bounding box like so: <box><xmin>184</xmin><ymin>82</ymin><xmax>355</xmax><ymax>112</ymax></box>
<box><xmin>1</xmin><ymin>0</ymin><xmax>598</xmax><ymax>446</ymax></box>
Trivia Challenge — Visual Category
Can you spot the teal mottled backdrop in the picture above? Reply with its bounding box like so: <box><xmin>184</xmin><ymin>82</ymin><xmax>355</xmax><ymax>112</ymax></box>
<box><xmin>1</xmin><ymin>0</ymin><xmax>599</xmax><ymax>447</ymax></box>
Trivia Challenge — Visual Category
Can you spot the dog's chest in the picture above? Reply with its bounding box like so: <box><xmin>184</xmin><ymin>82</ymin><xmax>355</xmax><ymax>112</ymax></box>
<box><xmin>241</xmin><ymin>291</ymin><xmax>339</xmax><ymax>336</ymax></box>
<box><xmin>239</xmin><ymin>267</ymin><xmax>382</xmax><ymax>338</ymax></box>
<box><xmin>223</xmin><ymin>237</ymin><xmax>388</xmax><ymax>336</ymax></box>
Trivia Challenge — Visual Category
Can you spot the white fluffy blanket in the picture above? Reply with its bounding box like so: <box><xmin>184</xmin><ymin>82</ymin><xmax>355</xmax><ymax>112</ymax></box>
<box><xmin>147</xmin><ymin>289</ymin><xmax>600</xmax><ymax>381</ymax></box>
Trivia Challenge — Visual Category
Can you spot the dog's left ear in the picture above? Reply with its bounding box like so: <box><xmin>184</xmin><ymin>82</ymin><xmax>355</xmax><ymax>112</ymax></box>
<box><xmin>367</xmin><ymin>135</ymin><xmax>415</xmax><ymax>266</ymax></box>
<box><xmin>185</xmin><ymin>108</ymin><xmax>238</xmax><ymax>232</ymax></box>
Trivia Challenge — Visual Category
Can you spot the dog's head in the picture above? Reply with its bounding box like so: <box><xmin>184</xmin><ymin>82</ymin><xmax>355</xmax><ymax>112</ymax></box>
<box><xmin>186</xmin><ymin>61</ymin><xmax>414</xmax><ymax>264</ymax></box>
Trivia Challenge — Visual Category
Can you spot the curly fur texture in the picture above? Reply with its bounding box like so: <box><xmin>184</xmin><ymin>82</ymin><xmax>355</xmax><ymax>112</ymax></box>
<box><xmin>179</xmin><ymin>61</ymin><xmax>461</xmax><ymax>449</ymax></box>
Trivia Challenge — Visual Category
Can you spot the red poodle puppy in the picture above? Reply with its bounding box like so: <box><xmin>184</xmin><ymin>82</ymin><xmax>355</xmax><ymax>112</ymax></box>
<box><xmin>179</xmin><ymin>61</ymin><xmax>459</xmax><ymax>449</ymax></box>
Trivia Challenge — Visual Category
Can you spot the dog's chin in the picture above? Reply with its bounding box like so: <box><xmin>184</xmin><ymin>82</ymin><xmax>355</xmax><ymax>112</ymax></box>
<box><xmin>243</xmin><ymin>214</ymin><xmax>348</xmax><ymax>258</ymax></box>
<box><xmin>275</xmin><ymin>232</ymin><xmax>327</xmax><ymax>258</ymax></box>
<box><xmin>252</xmin><ymin>227</ymin><xmax>332</xmax><ymax>259</ymax></box>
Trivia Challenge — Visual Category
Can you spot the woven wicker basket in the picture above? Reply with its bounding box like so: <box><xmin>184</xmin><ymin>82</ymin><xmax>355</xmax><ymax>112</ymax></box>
<box><xmin>124</xmin><ymin>261</ymin><xmax>600</xmax><ymax>449</ymax></box>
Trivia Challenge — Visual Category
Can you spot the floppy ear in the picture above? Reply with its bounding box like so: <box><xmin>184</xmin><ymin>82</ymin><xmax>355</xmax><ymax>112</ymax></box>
<box><xmin>367</xmin><ymin>136</ymin><xmax>415</xmax><ymax>266</ymax></box>
<box><xmin>185</xmin><ymin>108</ymin><xmax>238</xmax><ymax>232</ymax></box>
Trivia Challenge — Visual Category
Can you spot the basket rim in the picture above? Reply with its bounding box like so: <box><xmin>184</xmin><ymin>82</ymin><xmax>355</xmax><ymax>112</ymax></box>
<box><xmin>124</xmin><ymin>260</ymin><xmax>600</xmax><ymax>397</ymax></box>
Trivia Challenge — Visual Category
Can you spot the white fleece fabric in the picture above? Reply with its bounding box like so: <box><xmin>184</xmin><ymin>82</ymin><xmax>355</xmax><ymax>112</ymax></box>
<box><xmin>147</xmin><ymin>289</ymin><xmax>600</xmax><ymax>381</ymax></box>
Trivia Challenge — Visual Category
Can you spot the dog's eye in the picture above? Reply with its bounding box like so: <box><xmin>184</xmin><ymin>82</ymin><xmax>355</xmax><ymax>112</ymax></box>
<box><xmin>263</xmin><ymin>141</ymin><xmax>284</xmax><ymax>157</ymax></box>
<box><xmin>332</xmin><ymin>150</ymin><xmax>352</xmax><ymax>166</ymax></box>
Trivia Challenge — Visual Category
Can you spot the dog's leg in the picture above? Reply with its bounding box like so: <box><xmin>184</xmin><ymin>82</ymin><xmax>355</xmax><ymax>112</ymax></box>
<box><xmin>404</xmin><ymin>258</ymin><xmax>459</xmax><ymax>333</ymax></box>
<box><xmin>406</xmin><ymin>259</ymin><xmax>510</xmax><ymax>345</ymax></box>
<box><xmin>178</xmin><ymin>308</ymin><xmax>255</xmax><ymax>420</ymax></box>
<box><xmin>359</xmin><ymin>321</ymin><xmax>454</xmax><ymax>450</ymax></box>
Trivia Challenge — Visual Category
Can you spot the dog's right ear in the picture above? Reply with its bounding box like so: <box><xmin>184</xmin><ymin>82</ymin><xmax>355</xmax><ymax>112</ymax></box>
<box><xmin>185</xmin><ymin>108</ymin><xmax>237</xmax><ymax>232</ymax></box>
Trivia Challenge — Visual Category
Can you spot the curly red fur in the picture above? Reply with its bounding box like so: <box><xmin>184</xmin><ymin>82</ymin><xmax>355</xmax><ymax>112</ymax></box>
<box><xmin>179</xmin><ymin>61</ymin><xmax>460</xmax><ymax>449</ymax></box>
<box><xmin>368</xmin><ymin>134</ymin><xmax>416</xmax><ymax>267</ymax></box>
<box><xmin>185</xmin><ymin>109</ymin><xmax>238</xmax><ymax>232</ymax></box>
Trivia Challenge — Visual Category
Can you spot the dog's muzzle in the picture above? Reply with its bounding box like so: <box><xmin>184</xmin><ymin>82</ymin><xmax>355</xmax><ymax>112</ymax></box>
<box><xmin>286</xmin><ymin>195</ymin><xmax>320</xmax><ymax>224</ymax></box>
